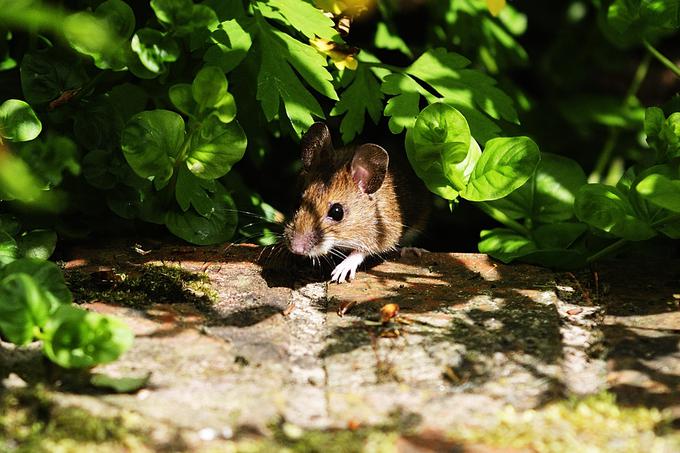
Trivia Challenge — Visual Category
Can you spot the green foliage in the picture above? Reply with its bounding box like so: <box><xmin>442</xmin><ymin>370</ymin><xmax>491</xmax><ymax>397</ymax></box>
<box><xmin>405</xmin><ymin>103</ymin><xmax>538</xmax><ymax>203</ymax></box>
<box><xmin>0</xmin><ymin>99</ymin><xmax>41</xmax><ymax>142</ymax></box>
<box><xmin>0</xmin><ymin>258</ymin><xmax>133</xmax><ymax>368</ymax></box>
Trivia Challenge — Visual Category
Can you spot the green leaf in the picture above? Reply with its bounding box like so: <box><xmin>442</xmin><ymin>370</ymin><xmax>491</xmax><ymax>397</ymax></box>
<box><xmin>186</xmin><ymin>115</ymin><xmax>247</xmax><ymax>179</ymax></box>
<box><xmin>254</xmin><ymin>15</ymin><xmax>336</xmax><ymax>136</ymax></box>
<box><xmin>204</xmin><ymin>19</ymin><xmax>253</xmax><ymax>73</ymax></box>
<box><xmin>478</xmin><ymin>228</ymin><xmax>536</xmax><ymax>263</ymax></box>
<box><xmin>169</xmin><ymin>83</ymin><xmax>196</xmax><ymax>116</ymax></box>
<box><xmin>406</xmin><ymin>48</ymin><xmax>518</xmax><ymax>142</ymax></box>
<box><xmin>0</xmin><ymin>214</ymin><xmax>21</xmax><ymax>236</ymax></box>
<box><xmin>42</xmin><ymin>305</ymin><xmax>134</xmax><ymax>368</ymax></box>
<box><xmin>67</xmin><ymin>0</ymin><xmax>134</xmax><ymax>70</ymax></box>
<box><xmin>151</xmin><ymin>0</ymin><xmax>218</xmax><ymax>41</ymax></box>
<box><xmin>374</xmin><ymin>22</ymin><xmax>412</xmax><ymax>57</ymax></box>
<box><xmin>192</xmin><ymin>66</ymin><xmax>228</xmax><ymax>110</ymax></box>
<box><xmin>257</xmin><ymin>0</ymin><xmax>338</xmax><ymax>40</ymax></box>
<box><xmin>381</xmin><ymin>73</ymin><xmax>429</xmax><ymax>134</ymax></box>
<box><xmin>0</xmin><ymin>273</ymin><xmax>50</xmax><ymax>345</ymax></box>
<box><xmin>121</xmin><ymin>110</ymin><xmax>186</xmax><ymax>182</ymax></box>
<box><xmin>405</xmin><ymin>129</ymin><xmax>458</xmax><ymax>200</ymax></box>
<box><xmin>20</xmin><ymin>50</ymin><xmax>88</xmax><ymax>104</ymax></box>
<box><xmin>165</xmin><ymin>182</ymin><xmax>238</xmax><ymax>245</ymax></box>
<box><xmin>532</xmin><ymin>222</ymin><xmax>588</xmax><ymax>249</ymax></box>
<box><xmin>175</xmin><ymin>165</ymin><xmax>216</xmax><ymax>215</ymax></box>
<box><xmin>151</xmin><ymin>0</ymin><xmax>194</xmax><ymax>28</ymax></box>
<box><xmin>606</xmin><ymin>0</ymin><xmax>680</xmax><ymax>44</ymax></box>
<box><xmin>478</xmin><ymin>225</ymin><xmax>588</xmax><ymax>269</ymax></box>
<box><xmin>73</xmin><ymin>96</ymin><xmax>125</xmax><ymax>150</ymax></box>
<box><xmin>130</xmin><ymin>28</ymin><xmax>179</xmax><ymax>74</ymax></box>
<box><xmin>0</xmin><ymin>99</ymin><xmax>42</xmax><ymax>142</ymax></box>
<box><xmin>0</xmin><ymin>231</ymin><xmax>18</xmax><ymax>266</ymax></box>
<box><xmin>331</xmin><ymin>60</ymin><xmax>386</xmax><ymax>143</ymax></box>
<box><xmin>636</xmin><ymin>173</ymin><xmax>680</xmax><ymax>213</ymax></box>
<box><xmin>413</xmin><ymin>103</ymin><xmax>471</xmax><ymax>166</ymax></box>
<box><xmin>17</xmin><ymin>229</ymin><xmax>57</xmax><ymax>260</ymax></box>
<box><xmin>1</xmin><ymin>258</ymin><xmax>72</xmax><ymax>306</ymax></box>
<box><xmin>485</xmin><ymin>153</ymin><xmax>587</xmax><ymax>223</ymax></box>
<box><xmin>574</xmin><ymin>184</ymin><xmax>656</xmax><ymax>240</ymax></box>
<box><xmin>90</xmin><ymin>372</ymin><xmax>151</xmax><ymax>393</ymax></box>
<box><xmin>17</xmin><ymin>134</ymin><xmax>80</xmax><ymax>188</ymax></box>
<box><xmin>461</xmin><ymin>136</ymin><xmax>540</xmax><ymax>201</ymax></box>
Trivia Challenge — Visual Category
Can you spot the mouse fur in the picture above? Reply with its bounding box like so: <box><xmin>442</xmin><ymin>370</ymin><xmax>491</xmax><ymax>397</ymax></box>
<box><xmin>284</xmin><ymin>123</ymin><xmax>427</xmax><ymax>282</ymax></box>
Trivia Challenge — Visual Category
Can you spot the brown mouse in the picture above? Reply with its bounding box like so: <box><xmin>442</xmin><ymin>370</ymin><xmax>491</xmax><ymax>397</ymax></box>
<box><xmin>284</xmin><ymin>123</ymin><xmax>428</xmax><ymax>283</ymax></box>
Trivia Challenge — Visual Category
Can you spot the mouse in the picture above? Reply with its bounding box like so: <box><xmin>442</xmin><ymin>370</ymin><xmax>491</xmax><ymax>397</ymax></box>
<box><xmin>284</xmin><ymin>123</ymin><xmax>429</xmax><ymax>283</ymax></box>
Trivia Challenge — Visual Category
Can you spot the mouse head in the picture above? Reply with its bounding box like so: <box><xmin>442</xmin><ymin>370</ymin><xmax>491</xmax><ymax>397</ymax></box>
<box><xmin>285</xmin><ymin>123</ymin><xmax>390</xmax><ymax>257</ymax></box>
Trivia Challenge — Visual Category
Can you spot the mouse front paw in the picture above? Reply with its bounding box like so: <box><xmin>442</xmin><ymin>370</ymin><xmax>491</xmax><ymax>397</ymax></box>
<box><xmin>330</xmin><ymin>251</ymin><xmax>366</xmax><ymax>283</ymax></box>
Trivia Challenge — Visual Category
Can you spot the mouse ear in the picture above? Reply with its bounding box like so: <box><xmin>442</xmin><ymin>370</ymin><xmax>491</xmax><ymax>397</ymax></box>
<box><xmin>301</xmin><ymin>122</ymin><xmax>333</xmax><ymax>170</ymax></box>
<box><xmin>351</xmin><ymin>144</ymin><xmax>389</xmax><ymax>194</ymax></box>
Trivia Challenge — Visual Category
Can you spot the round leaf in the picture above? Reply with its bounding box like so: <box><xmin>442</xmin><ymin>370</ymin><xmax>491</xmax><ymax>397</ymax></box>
<box><xmin>17</xmin><ymin>229</ymin><xmax>57</xmax><ymax>260</ymax></box>
<box><xmin>121</xmin><ymin>110</ymin><xmax>185</xmax><ymax>181</ymax></box>
<box><xmin>413</xmin><ymin>103</ymin><xmax>471</xmax><ymax>165</ymax></box>
<box><xmin>42</xmin><ymin>305</ymin><xmax>134</xmax><ymax>368</ymax></box>
<box><xmin>461</xmin><ymin>136</ymin><xmax>540</xmax><ymax>201</ymax></box>
<box><xmin>0</xmin><ymin>99</ymin><xmax>42</xmax><ymax>142</ymax></box>
<box><xmin>1</xmin><ymin>258</ymin><xmax>72</xmax><ymax>306</ymax></box>
<box><xmin>169</xmin><ymin>83</ymin><xmax>196</xmax><ymax>116</ymax></box>
<box><xmin>405</xmin><ymin>128</ymin><xmax>458</xmax><ymax>200</ymax></box>
<box><xmin>186</xmin><ymin>115</ymin><xmax>246</xmax><ymax>179</ymax></box>
<box><xmin>0</xmin><ymin>273</ymin><xmax>51</xmax><ymax>345</ymax></box>
<box><xmin>192</xmin><ymin>66</ymin><xmax>228</xmax><ymax>110</ymax></box>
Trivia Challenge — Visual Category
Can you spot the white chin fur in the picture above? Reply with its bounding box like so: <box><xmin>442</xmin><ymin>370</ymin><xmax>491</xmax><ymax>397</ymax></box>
<box><xmin>307</xmin><ymin>239</ymin><xmax>334</xmax><ymax>258</ymax></box>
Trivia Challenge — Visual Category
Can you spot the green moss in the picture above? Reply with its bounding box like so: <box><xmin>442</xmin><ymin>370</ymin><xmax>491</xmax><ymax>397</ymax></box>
<box><xmin>0</xmin><ymin>386</ymin><xmax>151</xmax><ymax>452</ymax></box>
<box><xmin>65</xmin><ymin>263</ymin><xmax>218</xmax><ymax>309</ymax></box>
<box><xmin>453</xmin><ymin>392</ymin><xmax>680</xmax><ymax>453</ymax></box>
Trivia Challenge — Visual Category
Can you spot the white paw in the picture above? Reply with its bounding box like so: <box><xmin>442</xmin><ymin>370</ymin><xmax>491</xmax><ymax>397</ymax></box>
<box><xmin>330</xmin><ymin>252</ymin><xmax>365</xmax><ymax>283</ymax></box>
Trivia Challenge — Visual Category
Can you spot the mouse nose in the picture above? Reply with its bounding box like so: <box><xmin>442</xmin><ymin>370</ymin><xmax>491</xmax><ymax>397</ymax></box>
<box><xmin>290</xmin><ymin>231</ymin><xmax>316</xmax><ymax>255</ymax></box>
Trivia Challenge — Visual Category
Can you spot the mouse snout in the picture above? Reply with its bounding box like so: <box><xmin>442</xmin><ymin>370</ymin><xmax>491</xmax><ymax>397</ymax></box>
<box><xmin>288</xmin><ymin>230</ymin><xmax>320</xmax><ymax>255</ymax></box>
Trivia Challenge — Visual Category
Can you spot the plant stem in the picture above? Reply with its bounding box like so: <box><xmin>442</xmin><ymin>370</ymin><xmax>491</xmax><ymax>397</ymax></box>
<box><xmin>476</xmin><ymin>202</ymin><xmax>532</xmax><ymax>237</ymax></box>
<box><xmin>588</xmin><ymin>53</ymin><xmax>651</xmax><ymax>183</ymax></box>
<box><xmin>586</xmin><ymin>238</ymin><xmax>628</xmax><ymax>264</ymax></box>
<box><xmin>643</xmin><ymin>39</ymin><xmax>680</xmax><ymax>78</ymax></box>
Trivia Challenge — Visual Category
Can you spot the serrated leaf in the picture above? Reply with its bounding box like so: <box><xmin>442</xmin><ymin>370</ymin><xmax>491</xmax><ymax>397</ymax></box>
<box><xmin>331</xmin><ymin>63</ymin><xmax>385</xmax><ymax>143</ymax></box>
<box><xmin>407</xmin><ymin>48</ymin><xmax>518</xmax><ymax>139</ymax></box>
<box><xmin>254</xmin><ymin>16</ymin><xmax>334</xmax><ymax>136</ymax></box>
<box><xmin>257</xmin><ymin>0</ymin><xmax>338</xmax><ymax>40</ymax></box>
<box><xmin>381</xmin><ymin>73</ymin><xmax>430</xmax><ymax>134</ymax></box>
<box><xmin>374</xmin><ymin>22</ymin><xmax>411</xmax><ymax>57</ymax></box>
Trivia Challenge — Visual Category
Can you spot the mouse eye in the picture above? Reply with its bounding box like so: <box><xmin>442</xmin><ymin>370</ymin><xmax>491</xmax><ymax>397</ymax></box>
<box><xmin>327</xmin><ymin>203</ymin><xmax>344</xmax><ymax>221</ymax></box>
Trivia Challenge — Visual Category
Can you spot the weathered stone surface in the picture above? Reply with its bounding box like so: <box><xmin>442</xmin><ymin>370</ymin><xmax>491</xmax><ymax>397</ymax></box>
<box><xmin>3</xmin><ymin>243</ymin><xmax>679</xmax><ymax>450</ymax></box>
